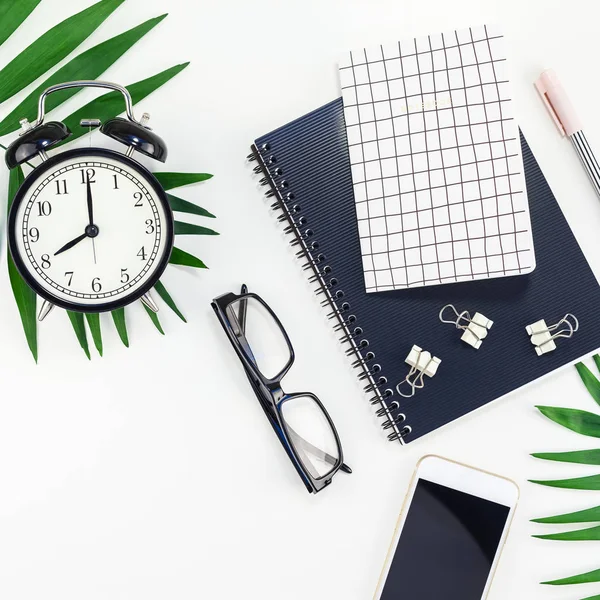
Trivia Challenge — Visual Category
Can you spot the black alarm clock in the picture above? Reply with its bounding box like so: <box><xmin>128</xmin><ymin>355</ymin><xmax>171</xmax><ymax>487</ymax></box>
<box><xmin>5</xmin><ymin>80</ymin><xmax>174</xmax><ymax>320</ymax></box>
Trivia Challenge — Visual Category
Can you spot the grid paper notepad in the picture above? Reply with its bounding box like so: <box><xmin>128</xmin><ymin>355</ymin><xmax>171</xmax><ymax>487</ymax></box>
<box><xmin>338</xmin><ymin>25</ymin><xmax>535</xmax><ymax>293</ymax></box>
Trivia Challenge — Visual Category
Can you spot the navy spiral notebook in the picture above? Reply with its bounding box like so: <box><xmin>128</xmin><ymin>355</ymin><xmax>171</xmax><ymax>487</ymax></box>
<box><xmin>250</xmin><ymin>98</ymin><xmax>600</xmax><ymax>444</ymax></box>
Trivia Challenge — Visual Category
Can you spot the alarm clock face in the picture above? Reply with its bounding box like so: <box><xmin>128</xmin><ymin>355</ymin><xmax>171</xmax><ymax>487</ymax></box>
<box><xmin>8</xmin><ymin>148</ymin><xmax>174</xmax><ymax>312</ymax></box>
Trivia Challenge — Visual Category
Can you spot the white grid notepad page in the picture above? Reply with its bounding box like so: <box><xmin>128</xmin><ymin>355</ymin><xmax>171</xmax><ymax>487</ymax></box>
<box><xmin>339</xmin><ymin>25</ymin><xmax>535</xmax><ymax>292</ymax></box>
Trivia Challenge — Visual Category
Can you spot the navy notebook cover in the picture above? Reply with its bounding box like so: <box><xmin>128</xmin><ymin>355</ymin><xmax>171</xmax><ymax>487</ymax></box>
<box><xmin>251</xmin><ymin>98</ymin><xmax>600</xmax><ymax>444</ymax></box>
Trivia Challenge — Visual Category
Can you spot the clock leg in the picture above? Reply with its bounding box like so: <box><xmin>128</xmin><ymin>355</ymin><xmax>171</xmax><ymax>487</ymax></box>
<box><xmin>38</xmin><ymin>299</ymin><xmax>55</xmax><ymax>322</ymax></box>
<box><xmin>141</xmin><ymin>292</ymin><xmax>159</xmax><ymax>313</ymax></box>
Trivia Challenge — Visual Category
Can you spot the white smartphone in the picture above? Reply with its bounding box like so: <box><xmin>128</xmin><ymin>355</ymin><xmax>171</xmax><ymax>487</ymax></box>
<box><xmin>373</xmin><ymin>455</ymin><xmax>519</xmax><ymax>600</ymax></box>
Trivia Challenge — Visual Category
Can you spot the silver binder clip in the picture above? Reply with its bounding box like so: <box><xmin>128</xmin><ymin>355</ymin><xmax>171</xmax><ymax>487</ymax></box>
<box><xmin>439</xmin><ymin>304</ymin><xmax>493</xmax><ymax>350</ymax></box>
<box><xmin>526</xmin><ymin>314</ymin><xmax>579</xmax><ymax>356</ymax></box>
<box><xmin>396</xmin><ymin>345</ymin><xmax>441</xmax><ymax>398</ymax></box>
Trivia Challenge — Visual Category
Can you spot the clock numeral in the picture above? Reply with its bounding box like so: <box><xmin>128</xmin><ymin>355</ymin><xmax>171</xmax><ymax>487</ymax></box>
<box><xmin>133</xmin><ymin>191</ymin><xmax>143</xmax><ymax>207</ymax></box>
<box><xmin>36</xmin><ymin>201</ymin><xmax>52</xmax><ymax>216</ymax></box>
<box><xmin>120</xmin><ymin>268</ymin><xmax>130</xmax><ymax>284</ymax></box>
<box><xmin>55</xmin><ymin>179</ymin><xmax>68</xmax><ymax>195</ymax></box>
<box><xmin>112</xmin><ymin>174</ymin><xmax>119</xmax><ymax>189</ymax></box>
<box><xmin>80</xmin><ymin>168</ymin><xmax>96</xmax><ymax>184</ymax></box>
<box><xmin>29</xmin><ymin>227</ymin><xmax>39</xmax><ymax>243</ymax></box>
<box><xmin>91</xmin><ymin>277</ymin><xmax>102</xmax><ymax>293</ymax></box>
<box><xmin>137</xmin><ymin>246</ymin><xmax>147</xmax><ymax>261</ymax></box>
<box><xmin>41</xmin><ymin>254</ymin><xmax>51</xmax><ymax>269</ymax></box>
<box><xmin>145</xmin><ymin>219</ymin><xmax>155</xmax><ymax>234</ymax></box>
<box><xmin>65</xmin><ymin>271</ymin><xmax>74</xmax><ymax>286</ymax></box>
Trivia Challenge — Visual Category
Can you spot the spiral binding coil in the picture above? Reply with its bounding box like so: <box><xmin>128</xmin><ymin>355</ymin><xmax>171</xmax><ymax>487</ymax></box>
<box><xmin>248</xmin><ymin>143</ymin><xmax>411</xmax><ymax>443</ymax></box>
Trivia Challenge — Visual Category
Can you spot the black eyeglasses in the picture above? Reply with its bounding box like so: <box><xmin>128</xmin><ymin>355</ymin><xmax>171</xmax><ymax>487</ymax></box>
<box><xmin>212</xmin><ymin>285</ymin><xmax>351</xmax><ymax>494</ymax></box>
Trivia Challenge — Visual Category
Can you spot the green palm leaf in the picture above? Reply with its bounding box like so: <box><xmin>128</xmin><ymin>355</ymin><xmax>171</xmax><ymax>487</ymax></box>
<box><xmin>576</xmin><ymin>361</ymin><xmax>600</xmax><ymax>407</ymax></box>
<box><xmin>6</xmin><ymin>166</ymin><xmax>37</xmax><ymax>361</ymax></box>
<box><xmin>533</xmin><ymin>524</ymin><xmax>600</xmax><ymax>541</ymax></box>
<box><xmin>529</xmin><ymin>473</ymin><xmax>600</xmax><ymax>490</ymax></box>
<box><xmin>85</xmin><ymin>313</ymin><xmax>103</xmax><ymax>356</ymax></box>
<box><xmin>155</xmin><ymin>281</ymin><xmax>186</xmax><ymax>322</ymax></box>
<box><xmin>144</xmin><ymin>305</ymin><xmax>164</xmax><ymax>334</ymax></box>
<box><xmin>0</xmin><ymin>0</ymin><xmax>125</xmax><ymax>104</ymax></box>
<box><xmin>7</xmin><ymin>253</ymin><xmax>36</xmax><ymax>361</ymax></box>
<box><xmin>533</xmin><ymin>505</ymin><xmax>600</xmax><ymax>524</ymax></box>
<box><xmin>169</xmin><ymin>247</ymin><xmax>207</xmax><ymax>268</ymax></box>
<box><xmin>154</xmin><ymin>172</ymin><xmax>212</xmax><ymax>190</ymax></box>
<box><xmin>0</xmin><ymin>0</ymin><xmax>41</xmax><ymax>47</ymax></box>
<box><xmin>167</xmin><ymin>193</ymin><xmax>215</xmax><ymax>218</ymax></box>
<box><xmin>594</xmin><ymin>354</ymin><xmax>600</xmax><ymax>374</ymax></box>
<box><xmin>542</xmin><ymin>568</ymin><xmax>600</xmax><ymax>585</ymax></box>
<box><xmin>536</xmin><ymin>406</ymin><xmax>600</xmax><ymax>438</ymax></box>
<box><xmin>60</xmin><ymin>63</ymin><xmax>189</xmax><ymax>145</ymax></box>
<box><xmin>67</xmin><ymin>311</ymin><xmax>90</xmax><ymax>360</ymax></box>
<box><xmin>531</xmin><ymin>449</ymin><xmax>600</xmax><ymax>465</ymax></box>
<box><xmin>174</xmin><ymin>221</ymin><xmax>219</xmax><ymax>236</ymax></box>
<box><xmin>0</xmin><ymin>14</ymin><xmax>167</xmax><ymax>137</ymax></box>
<box><xmin>111</xmin><ymin>307</ymin><xmax>129</xmax><ymax>347</ymax></box>
<box><xmin>581</xmin><ymin>595</ymin><xmax>600</xmax><ymax>600</ymax></box>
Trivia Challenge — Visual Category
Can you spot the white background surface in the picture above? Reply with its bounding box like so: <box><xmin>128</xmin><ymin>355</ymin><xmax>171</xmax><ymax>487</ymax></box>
<box><xmin>0</xmin><ymin>1</ymin><xmax>600</xmax><ymax>598</ymax></box>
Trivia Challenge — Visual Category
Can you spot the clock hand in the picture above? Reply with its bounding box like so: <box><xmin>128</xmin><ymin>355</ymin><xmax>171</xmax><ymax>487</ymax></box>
<box><xmin>86</xmin><ymin>178</ymin><xmax>94</xmax><ymax>226</ymax></box>
<box><xmin>54</xmin><ymin>231</ymin><xmax>88</xmax><ymax>256</ymax></box>
<box><xmin>85</xmin><ymin>177</ymin><xmax>99</xmax><ymax>264</ymax></box>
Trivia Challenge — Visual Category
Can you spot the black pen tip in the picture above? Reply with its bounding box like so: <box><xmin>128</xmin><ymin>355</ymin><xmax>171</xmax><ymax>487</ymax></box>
<box><xmin>341</xmin><ymin>463</ymin><xmax>352</xmax><ymax>474</ymax></box>
<box><xmin>241</xmin><ymin>284</ymin><xmax>248</xmax><ymax>294</ymax></box>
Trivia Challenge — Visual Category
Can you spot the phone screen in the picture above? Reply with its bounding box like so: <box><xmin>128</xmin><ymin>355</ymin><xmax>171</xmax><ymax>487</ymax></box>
<box><xmin>379</xmin><ymin>478</ymin><xmax>511</xmax><ymax>600</ymax></box>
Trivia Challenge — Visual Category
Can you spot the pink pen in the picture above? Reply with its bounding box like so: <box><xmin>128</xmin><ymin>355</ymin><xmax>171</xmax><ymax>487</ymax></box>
<box><xmin>535</xmin><ymin>69</ymin><xmax>600</xmax><ymax>199</ymax></box>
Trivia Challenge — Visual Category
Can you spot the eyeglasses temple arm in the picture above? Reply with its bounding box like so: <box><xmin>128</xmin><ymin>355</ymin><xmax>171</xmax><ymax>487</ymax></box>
<box><xmin>236</xmin><ymin>283</ymin><xmax>261</xmax><ymax>365</ymax></box>
<box><xmin>239</xmin><ymin>284</ymin><xmax>248</xmax><ymax>330</ymax></box>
